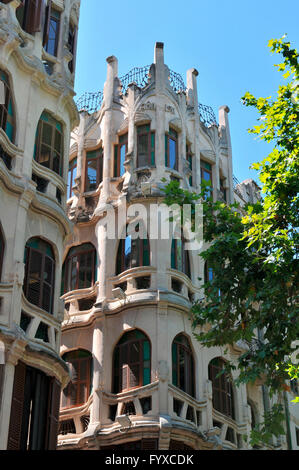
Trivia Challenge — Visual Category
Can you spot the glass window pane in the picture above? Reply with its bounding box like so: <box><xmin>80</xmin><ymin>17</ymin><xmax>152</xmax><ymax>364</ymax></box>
<box><xmin>39</xmin><ymin>145</ymin><xmax>51</xmax><ymax>167</ymax></box>
<box><xmin>120</xmin><ymin>144</ymin><xmax>126</xmax><ymax>176</ymax></box>
<box><xmin>169</xmin><ymin>138</ymin><xmax>177</xmax><ymax>169</ymax></box>
<box><xmin>42</xmin><ymin>123</ymin><xmax>52</xmax><ymax>146</ymax></box>
<box><xmin>138</xmin><ymin>134</ymin><xmax>148</xmax><ymax>167</ymax></box>
<box><xmin>86</xmin><ymin>159</ymin><xmax>97</xmax><ymax>191</ymax></box>
<box><xmin>124</xmin><ymin>235</ymin><xmax>132</xmax><ymax>270</ymax></box>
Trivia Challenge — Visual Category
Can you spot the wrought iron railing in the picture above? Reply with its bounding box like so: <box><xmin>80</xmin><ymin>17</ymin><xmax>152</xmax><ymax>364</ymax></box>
<box><xmin>120</xmin><ymin>65</ymin><xmax>151</xmax><ymax>94</ymax></box>
<box><xmin>168</xmin><ymin>69</ymin><xmax>187</xmax><ymax>93</ymax></box>
<box><xmin>76</xmin><ymin>91</ymin><xmax>104</xmax><ymax>114</ymax></box>
<box><xmin>198</xmin><ymin>103</ymin><xmax>217</xmax><ymax>128</ymax></box>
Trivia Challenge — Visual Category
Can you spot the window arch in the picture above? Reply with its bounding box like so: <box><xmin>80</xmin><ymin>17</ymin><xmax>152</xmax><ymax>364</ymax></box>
<box><xmin>61</xmin><ymin>350</ymin><xmax>92</xmax><ymax>409</ymax></box>
<box><xmin>0</xmin><ymin>223</ymin><xmax>4</xmax><ymax>281</ymax></box>
<box><xmin>62</xmin><ymin>243</ymin><xmax>97</xmax><ymax>294</ymax></box>
<box><xmin>34</xmin><ymin>112</ymin><xmax>64</xmax><ymax>176</ymax></box>
<box><xmin>172</xmin><ymin>334</ymin><xmax>195</xmax><ymax>397</ymax></box>
<box><xmin>116</xmin><ymin>224</ymin><xmax>150</xmax><ymax>275</ymax></box>
<box><xmin>0</xmin><ymin>69</ymin><xmax>15</xmax><ymax>143</ymax></box>
<box><xmin>171</xmin><ymin>235</ymin><xmax>191</xmax><ymax>278</ymax></box>
<box><xmin>112</xmin><ymin>330</ymin><xmax>151</xmax><ymax>393</ymax></box>
<box><xmin>23</xmin><ymin>238</ymin><xmax>55</xmax><ymax>314</ymax></box>
<box><xmin>208</xmin><ymin>358</ymin><xmax>235</xmax><ymax>419</ymax></box>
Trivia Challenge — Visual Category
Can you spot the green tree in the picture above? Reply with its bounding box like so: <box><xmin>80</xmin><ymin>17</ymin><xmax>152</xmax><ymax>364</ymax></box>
<box><xmin>163</xmin><ymin>36</ymin><xmax>299</xmax><ymax>446</ymax></box>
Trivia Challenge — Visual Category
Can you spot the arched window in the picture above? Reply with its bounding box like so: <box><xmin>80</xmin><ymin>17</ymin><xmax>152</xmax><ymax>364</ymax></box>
<box><xmin>61</xmin><ymin>350</ymin><xmax>92</xmax><ymax>409</ymax></box>
<box><xmin>171</xmin><ymin>236</ymin><xmax>191</xmax><ymax>278</ymax></box>
<box><xmin>208</xmin><ymin>358</ymin><xmax>235</xmax><ymax>419</ymax></box>
<box><xmin>23</xmin><ymin>238</ymin><xmax>55</xmax><ymax>314</ymax></box>
<box><xmin>172</xmin><ymin>334</ymin><xmax>195</xmax><ymax>397</ymax></box>
<box><xmin>34</xmin><ymin>112</ymin><xmax>64</xmax><ymax>176</ymax></box>
<box><xmin>62</xmin><ymin>243</ymin><xmax>97</xmax><ymax>294</ymax></box>
<box><xmin>116</xmin><ymin>225</ymin><xmax>150</xmax><ymax>275</ymax></box>
<box><xmin>0</xmin><ymin>224</ymin><xmax>4</xmax><ymax>281</ymax></box>
<box><xmin>0</xmin><ymin>69</ymin><xmax>15</xmax><ymax>143</ymax></box>
<box><xmin>113</xmin><ymin>330</ymin><xmax>151</xmax><ymax>393</ymax></box>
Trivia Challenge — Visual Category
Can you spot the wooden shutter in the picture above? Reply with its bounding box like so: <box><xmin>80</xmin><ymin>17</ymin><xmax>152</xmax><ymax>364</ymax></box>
<box><xmin>46</xmin><ymin>378</ymin><xmax>61</xmax><ymax>450</ymax></box>
<box><xmin>27</xmin><ymin>0</ymin><xmax>44</xmax><ymax>34</ymax></box>
<box><xmin>7</xmin><ymin>361</ymin><xmax>26</xmax><ymax>450</ymax></box>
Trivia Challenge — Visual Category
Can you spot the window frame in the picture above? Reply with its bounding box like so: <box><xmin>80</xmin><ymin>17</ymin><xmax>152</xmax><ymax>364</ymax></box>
<box><xmin>68</xmin><ymin>157</ymin><xmax>77</xmax><ymax>199</ymax></box>
<box><xmin>201</xmin><ymin>160</ymin><xmax>213</xmax><ymax>198</ymax></box>
<box><xmin>84</xmin><ymin>147</ymin><xmax>103</xmax><ymax>193</ymax></box>
<box><xmin>116</xmin><ymin>225</ymin><xmax>150</xmax><ymax>275</ymax></box>
<box><xmin>114</xmin><ymin>133</ymin><xmax>128</xmax><ymax>177</ymax></box>
<box><xmin>34</xmin><ymin>112</ymin><xmax>64</xmax><ymax>177</ymax></box>
<box><xmin>63</xmin><ymin>243</ymin><xmax>97</xmax><ymax>294</ymax></box>
<box><xmin>44</xmin><ymin>5</ymin><xmax>61</xmax><ymax>57</ymax></box>
<box><xmin>171</xmin><ymin>234</ymin><xmax>191</xmax><ymax>278</ymax></box>
<box><xmin>113</xmin><ymin>330</ymin><xmax>151</xmax><ymax>394</ymax></box>
<box><xmin>165</xmin><ymin>128</ymin><xmax>178</xmax><ymax>171</ymax></box>
<box><xmin>61</xmin><ymin>350</ymin><xmax>92</xmax><ymax>409</ymax></box>
<box><xmin>208</xmin><ymin>358</ymin><xmax>235</xmax><ymax>420</ymax></box>
<box><xmin>0</xmin><ymin>69</ymin><xmax>15</xmax><ymax>143</ymax></box>
<box><xmin>23</xmin><ymin>238</ymin><xmax>55</xmax><ymax>315</ymax></box>
<box><xmin>137</xmin><ymin>124</ymin><xmax>155</xmax><ymax>168</ymax></box>
<box><xmin>172</xmin><ymin>334</ymin><xmax>195</xmax><ymax>398</ymax></box>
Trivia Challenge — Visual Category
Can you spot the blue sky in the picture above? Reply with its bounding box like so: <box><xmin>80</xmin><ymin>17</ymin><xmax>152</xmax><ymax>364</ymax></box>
<box><xmin>75</xmin><ymin>0</ymin><xmax>298</xmax><ymax>183</ymax></box>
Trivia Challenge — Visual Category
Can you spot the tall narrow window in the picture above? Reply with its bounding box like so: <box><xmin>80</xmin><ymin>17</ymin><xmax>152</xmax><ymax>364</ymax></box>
<box><xmin>23</xmin><ymin>238</ymin><xmax>55</xmax><ymax>314</ymax></box>
<box><xmin>165</xmin><ymin>128</ymin><xmax>178</xmax><ymax>170</ymax></box>
<box><xmin>44</xmin><ymin>6</ymin><xmax>60</xmax><ymax>57</ymax></box>
<box><xmin>62</xmin><ymin>243</ymin><xmax>97</xmax><ymax>294</ymax></box>
<box><xmin>0</xmin><ymin>69</ymin><xmax>15</xmax><ymax>143</ymax></box>
<box><xmin>208</xmin><ymin>358</ymin><xmax>235</xmax><ymax>419</ymax></box>
<box><xmin>67</xmin><ymin>157</ymin><xmax>77</xmax><ymax>199</ymax></box>
<box><xmin>85</xmin><ymin>148</ymin><xmax>103</xmax><ymax>192</ymax></box>
<box><xmin>204</xmin><ymin>262</ymin><xmax>214</xmax><ymax>283</ymax></box>
<box><xmin>16</xmin><ymin>0</ymin><xmax>44</xmax><ymax>35</ymax></box>
<box><xmin>61</xmin><ymin>350</ymin><xmax>92</xmax><ymax>409</ymax></box>
<box><xmin>171</xmin><ymin>235</ymin><xmax>191</xmax><ymax>278</ymax></box>
<box><xmin>172</xmin><ymin>334</ymin><xmax>195</xmax><ymax>397</ymax></box>
<box><xmin>67</xmin><ymin>22</ymin><xmax>77</xmax><ymax>73</ymax></box>
<box><xmin>116</xmin><ymin>225</ymin><xmax>150</xmax><ymax>275</ymax></box>
<box><xmin>201</xmin><ymin>161</ymin><xmax>213</xmax><ymax>198</ymax></box>
<box><xmin>186</xmin><ymin>144</ymin><xmax>193</xmax><ymax>186</ymax></box>
<box><xmin>34</xmin><ymin>112</ymin><xmax>64</xmax><ymax>176</ymax></box>
<box><xmin>137</xmin><ymin>125</ymin><xmax>155</xmax><ymax>168</ymax></box>
<box><xmin>0</xmin><ymin>224</ymin><xmax>4</xmax><ymax>281</ymax></box>
<box><xmin>114</xmin><ymin>133</ymin><xmax>128</xmax><ymax>177</ymax></box>
<box><xmin>7</xmin><ymin>361</ymin><xmax>61</xmax><ymax>450</ymax></box>
<box><xmin>113</xmin><ymin>330</ymin><xmax>151</xmax><ymax>393</ymax></box>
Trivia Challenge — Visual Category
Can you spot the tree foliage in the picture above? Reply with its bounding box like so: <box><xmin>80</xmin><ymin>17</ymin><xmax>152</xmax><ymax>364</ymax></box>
<box><xmin>163</xmin><ymin>36</ymin><xmax>299</xmax><ymax>445</ymax></box>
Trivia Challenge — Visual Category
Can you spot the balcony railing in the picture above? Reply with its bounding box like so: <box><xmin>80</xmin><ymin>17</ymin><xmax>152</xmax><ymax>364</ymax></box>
<box><xmin>198</xmin><ymin>103</ymin><xmax>218</xmax><ymax>128</ymax></box>
<box><xmin>120</xmin><ymin>65</ymin><xmax>151</xmax><ymax>94</ymax></box>
<box><xmin>76</xmin><ymin>91</ymin><xmax>104</xmax><ymax>114</ymax></box>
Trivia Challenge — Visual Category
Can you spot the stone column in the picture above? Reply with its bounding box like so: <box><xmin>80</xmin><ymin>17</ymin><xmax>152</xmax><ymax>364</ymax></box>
<box><xmin>90</xmin><ymin>316</ymin><xmax>105</xmax><ymax>427</ymax></box>
<box><xmin>154</xmin><ymin>43</ymin><xmax>166</xmax><ymax>175</ymax></box>
<box><xmin>187</xmin><ymin>69</ymin><xmax>201</xmax><ymax>188</ymax></box>
<box><xmin>219</xmin><ymin>106</ymin><xmax>234</xmax><ymax>204</ymax></box>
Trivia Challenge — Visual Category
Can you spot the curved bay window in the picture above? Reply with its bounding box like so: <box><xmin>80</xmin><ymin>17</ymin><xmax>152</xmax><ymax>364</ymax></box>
<box><xmin>172</xmin><ymin>334</ymin><xmax>195</xmax><ymax>397</ymax></box>
<box><xmin>165</xmin><ymin>128</ymin><xmax>178</xmax><ymax>170</ymax></box>
<box><xmin>0</xmin><ymin>69</ymin><xmax>15</xmax><ymax>143</ymax></box>
<box><xmin>23</xmin><ymin>238</ymin><xmax>55</xmax><ymax>314</ymax></box>
<box><xmin>61</xmin><ymin>350</ymin><xmax>92</xmax><ymax>409</ymax></box>
<box><xmin>171</xmin><ymin>235</ymin><xmax>191</xmax><ymax>278</ymax></box>
<box><xmin>85</xmin><ymin>148</ymin><xmax>103</xmax><ymax>192</ymax></box>
<box><xmin>34</xmin><ymin>112</ymin><xmax>64</xmax><ymax>176</ymax></box>
<box><xmin>113</xmin><ymin>330</ymin><xmax>151</xmax><ymax>393</ymax></box>
<box><xmin>62</xmin><ymin>243</ymin><xmax>96</xmax><ymax>294</ymax></box>
<box><xmin>137</xmin><ymin>124</ymin><xmax>155</xmax><ymax>168</ymax></box>
<box><xmin>116</xmin><ymin>225</ymin><xmax>150</xmax><ymax>275</ymax></box>
<box><xmin>114</xmin><ymin>133</ymin><xmax>128</xmax><ymax>177</ymax></box>
<box><xmin>208</xmin><ymin>358</ymin><xmax>235</xmax><ymax>419</ymax></box>
<box><xmin>0</xmin><ymin>223</ymin><xmax>4</xmax><ymax>281</ymax></box>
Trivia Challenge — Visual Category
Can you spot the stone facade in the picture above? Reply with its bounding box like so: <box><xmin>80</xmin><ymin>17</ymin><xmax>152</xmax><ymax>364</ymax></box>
<box><xmin>57</xmin><ymin>43</ymin><xmax>289</xmax><ymax>451</ymax></box>
<box><xmin>0</xmin><ymin>0</ymin><xmax>80</xmax><ymax>450</ymax></box>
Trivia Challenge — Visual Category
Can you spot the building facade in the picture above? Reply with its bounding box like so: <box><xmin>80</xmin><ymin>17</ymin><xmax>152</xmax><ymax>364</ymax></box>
<box><xmin>57</xmin><ymin>43</ymin><xmax>289</xmax><ymax>451</ymax></box>
<box><xmin>0</xmin><ymin>0</ymin><xmax>80</xmax><ymax>450</ymax></box>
